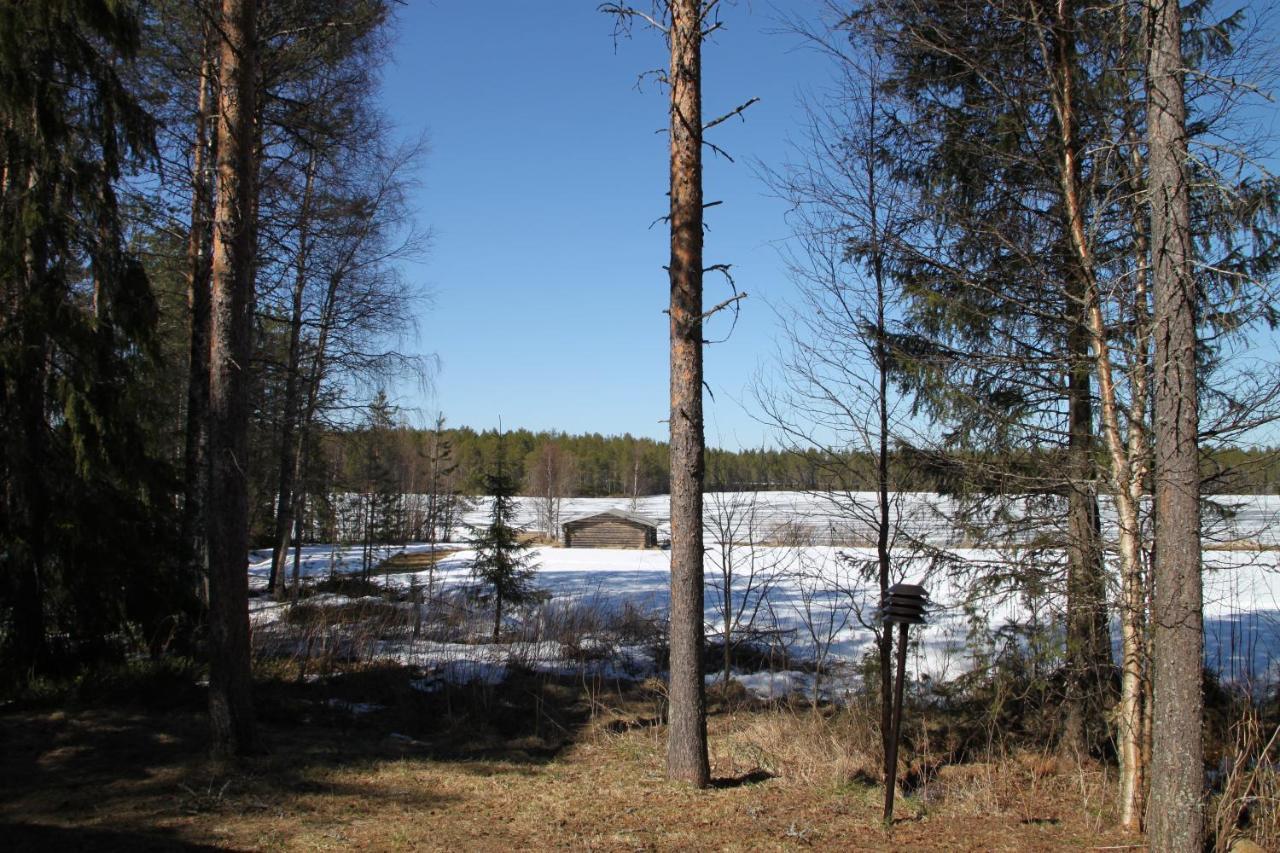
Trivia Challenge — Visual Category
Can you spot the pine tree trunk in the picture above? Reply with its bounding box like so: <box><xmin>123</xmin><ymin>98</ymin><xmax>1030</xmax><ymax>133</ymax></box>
<box><xmin>1063</xmin><ymin>217</ymin><xmax>1109</xmax><ymax>759</ymax></box>
<box><xmin>666</xmin><ymin>0</ymin><xmax>710</xmax><ymax>788</ymax></box>
<box><xmin>206</xmin><ymin>0</ymin><xmax>259</xmax><ymax>757</ymax></box>
<box><xmin>10</xmin><ymin>320</ymin><xmax>48</xmax><ymax>681</ymax></box>
<box><xmin>180</xmin><ymin>36</ymin><xmax>215</xmax><ymax>603</ymax></box>
<box><xmin>1145</xmin><ymin>0</ymin><xmax>1204</xmax><ymax>845</ymax></box>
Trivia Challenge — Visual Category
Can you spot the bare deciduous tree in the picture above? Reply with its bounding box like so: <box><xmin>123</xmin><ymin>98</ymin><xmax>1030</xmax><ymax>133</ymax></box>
<box><xmin>525</xmin><ymin>439</ymin><xmax>577</xmax><ymax>541</ymax></box>
<box><xmin>704</xmin><ymin>490</ymin><xmax>788</xmax><ymax>690</ymax></box>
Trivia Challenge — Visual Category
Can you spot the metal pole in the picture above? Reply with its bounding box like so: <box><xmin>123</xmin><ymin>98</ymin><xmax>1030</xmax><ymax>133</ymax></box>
<box><xmin>883</xmin><ymin>621</ymin><xmax>910</xmax><ymax>824</ymax></box>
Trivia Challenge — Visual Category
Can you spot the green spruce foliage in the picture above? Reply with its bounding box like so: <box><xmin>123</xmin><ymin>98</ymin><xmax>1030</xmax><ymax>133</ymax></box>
<box><xmin>469</xmin><ymin>435</ymin><xmax>538</xmax><ymax>641</ymax></box>
<box><xmin>0</xmin><ymin>1</ymin><xmax>192</xmax><ymax>683</ymax></box>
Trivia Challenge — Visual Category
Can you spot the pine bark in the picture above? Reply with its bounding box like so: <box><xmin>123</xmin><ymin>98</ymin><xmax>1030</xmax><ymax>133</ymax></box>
<box><xmin>180</xmin><ymin>36</ymin><xmax>215</xmax><ymax>602</ymax></box>
<box><xmin>1145</xmin><ymin>0</ymin><xmax>1204</xmax><ymax>845</ymax></box>
<box><xmin>666</xmin><ymin>0</ymin><xmax>710</xmax><ymax>788</ymax></box>
<box><xmin>206</xmin><ymin>0</ymin><xmax>259</xmax><ymax>757</ymax></box>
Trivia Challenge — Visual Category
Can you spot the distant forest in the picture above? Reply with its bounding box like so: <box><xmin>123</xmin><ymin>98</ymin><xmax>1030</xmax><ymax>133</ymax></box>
<box><xmin>309</xmin><ymin>423</ymin><xmax>1280</xmax><ymax>503</ymax></box>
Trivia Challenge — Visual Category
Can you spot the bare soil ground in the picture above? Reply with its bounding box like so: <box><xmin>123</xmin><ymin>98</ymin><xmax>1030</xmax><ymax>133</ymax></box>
<box><xmin>0</xmin><ymin>667</ymin><xmax>1138</xmax><ymax>851</ymax></box>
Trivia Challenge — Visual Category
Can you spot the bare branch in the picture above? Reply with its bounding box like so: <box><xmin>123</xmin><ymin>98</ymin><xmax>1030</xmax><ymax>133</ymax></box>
<box><xmin>599</xmin><ymin>3</ymin><xmax>669</xmax><ymax>35</ymax></box>
<box><xmin>704</xmin><ymin>96</ymin><xmax>760</xmax><ymax>131</ymax></box>
<box><xmin>701</xmin><ymin>291</ymin><xmax>748</xmax><ymax>320</ymax></box>
<box><xmin>704</xmin><ymin>139</ymin><xmax>735</xmax><ymax>162</ymax></box>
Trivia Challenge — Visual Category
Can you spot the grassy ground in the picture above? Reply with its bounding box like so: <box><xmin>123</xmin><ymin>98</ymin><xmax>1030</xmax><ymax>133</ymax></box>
<box><xmin>369</xmin><ymin>547</ymin><xmax>465</xmax><ymax>576</ymax></box>
<box><xmin>0</xmin><ymin>665</ymin><xmax>1138</xmax><ymax>852</ymax></box>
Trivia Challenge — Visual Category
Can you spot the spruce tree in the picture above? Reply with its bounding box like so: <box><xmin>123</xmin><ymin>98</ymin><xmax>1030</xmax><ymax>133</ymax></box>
<box><xmin>469</xmin><ymin>435</ymin><xmax>537</xmax><ymax>642</ymax></box>
<box><xmin>0</xmin><ymin>0</ymin><xmax>175</xmax><ymax>681</ymax></box>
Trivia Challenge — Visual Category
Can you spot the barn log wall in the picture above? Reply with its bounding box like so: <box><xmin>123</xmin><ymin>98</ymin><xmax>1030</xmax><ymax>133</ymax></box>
<box><xmin>564</xmin><ymin>519</ymin><xmax>656</xmax><ymax>548</ymax></box>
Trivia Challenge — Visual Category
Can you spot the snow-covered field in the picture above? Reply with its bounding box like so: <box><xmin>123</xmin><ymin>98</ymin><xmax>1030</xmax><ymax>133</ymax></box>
<box><xmin>249</xmin><ymin>492</ymin><xmax>1280</xmax><ymax>699</ymax></box>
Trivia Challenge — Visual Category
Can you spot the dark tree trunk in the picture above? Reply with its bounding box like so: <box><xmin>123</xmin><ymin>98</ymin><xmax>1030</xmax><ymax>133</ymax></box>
<box><xmin>722</xmin><ymin>569</ymin><xmax>732</xmax><ymax>689</ymax></box>
<box><xmin>1145</xmin><ymin>0</ymin><xmax>1203</xmax><ymax>846</ymax></box>
<box><xmin>268</xmin><ymin>149</ymin><xmax>317</xmax><ymax>598</ymax></box>
<box><xmin>286</xmin><ymin>266</ymin><xmax>342</xmax><ymax>598</ymax></box>
<box><xmin>6</xmin><ymin>158</ymin><xmax>50</xmax><ymax>682</ymax></box>
<box><xmin>10</xmin><ymin>336</ymin><xmax>48</xmax><ymax>681</ymax></box>
<box><xmin>206</xmin><ymin>0</ymin><xmax>259</xmax><ymax>757</ymax></box>
<box><xmin>180</xmin><ymin>37</ymin><xmax>215</xmax><ymax>602</ymax></box>
<box><xmin>871</xmin><ymin>138</ymin><xmax>894</xmax><ymax>788</ymax></box>
<box><xmin>665</xmin><ymin>0</ymin><xmax>710</xmax><ymax>788</ymax></box>
<box><xmin>1063</xmin><ymin>313</ymin><xmax>1109</xmax><ymax>757</ymax></box>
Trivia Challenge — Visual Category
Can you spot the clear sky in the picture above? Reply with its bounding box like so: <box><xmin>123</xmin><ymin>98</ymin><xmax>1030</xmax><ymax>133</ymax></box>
<box><xmin>377</xmin><ymin>1</ymin><xmax>833</xmax><ymax>449</ymax></box>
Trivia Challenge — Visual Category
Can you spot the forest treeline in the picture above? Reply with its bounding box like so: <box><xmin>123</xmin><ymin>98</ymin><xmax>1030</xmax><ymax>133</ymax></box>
<box><xmin>307</xmin><ymin>421</ymin><xmax>1280</xmax><ymax>508</ymax></box>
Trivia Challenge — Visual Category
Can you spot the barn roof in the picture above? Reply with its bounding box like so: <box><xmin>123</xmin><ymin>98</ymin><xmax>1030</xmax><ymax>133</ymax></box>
<box><xmin>562</xmin><ymin>508</ymin><xmax>660</xmax><ymax>529</ymax></box>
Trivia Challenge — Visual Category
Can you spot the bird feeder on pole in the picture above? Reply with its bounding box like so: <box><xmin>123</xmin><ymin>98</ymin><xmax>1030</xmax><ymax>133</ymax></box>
<box><xmin>881</xmin><ymin>582</ymin><xmax>928</xmax><ymax>825</ymax></box>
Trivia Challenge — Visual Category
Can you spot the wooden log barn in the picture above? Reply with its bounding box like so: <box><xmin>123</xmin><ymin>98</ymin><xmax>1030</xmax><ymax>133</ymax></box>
<box><xmin>561</xmin><ymin>509</ymin><xmax>660</xmax><ymax>549</ymax></box>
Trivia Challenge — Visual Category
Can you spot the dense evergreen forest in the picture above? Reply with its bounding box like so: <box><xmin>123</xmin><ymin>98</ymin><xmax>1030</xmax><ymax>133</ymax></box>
<box><xmin>313</xmin><ymin>422</ymin><xmax>1280</xmax><ymax>501</ymax></box>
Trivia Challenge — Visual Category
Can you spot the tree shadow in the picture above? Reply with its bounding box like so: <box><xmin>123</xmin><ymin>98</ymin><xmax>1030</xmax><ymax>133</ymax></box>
<box><xmin>0</xmin><ymin>822</ymin><xmax>237</xmax><ymax>852</ymax></box>
<box><xmin>711</xmin><ymin>769</ymin><xmax>775</xmax><ymax>788</ymax></box>
<box><xmin>605</xmin><ymin>715</ymin><xmax>662</xmax><ymax>734</ymax></box>
<box><xmin>0</xmin><ymin>661</ymin><xmax>635</xmax><ymax>847</ymax></box>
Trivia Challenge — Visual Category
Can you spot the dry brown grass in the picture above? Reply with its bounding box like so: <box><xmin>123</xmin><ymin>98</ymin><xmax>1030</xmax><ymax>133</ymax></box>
<box><xmin>373</xmin><ymin>547</ymin><xmax>464</xmax><ymax>574</ymax></box>
<box><xmin>1202</xmin><ymin>539</ymin><xmax>1280</xmax><ymax>552</ymax></box>
<box><xmin>0</xmin><ymin>665</ymin><xmax>1140</xmax><ymax>852</ymax></box>
<box><xmin>1212</xmin><ymin>708</ymin><xmax>1280</xmax><ymax>852</ymax></box>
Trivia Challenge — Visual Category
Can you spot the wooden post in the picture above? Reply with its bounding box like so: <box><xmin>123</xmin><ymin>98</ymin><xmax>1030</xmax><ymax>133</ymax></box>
<box><xmin>884</xmin><ymin>620</ymin><xmax>910</xmax><ymax>824</ymax></box>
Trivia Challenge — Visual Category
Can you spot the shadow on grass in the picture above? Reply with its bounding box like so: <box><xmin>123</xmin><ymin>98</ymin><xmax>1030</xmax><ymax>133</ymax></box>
<box><xmin>712</xmin><ymin>769</ymin><xmax>775</xmax><ymax>788</ymax></box>
<box><xmin>254</xmin><ymin>662</ymin><xmax>606</xmax><ymax>762</ymax></box>
<box><xmin>0</xmin><ymin>822</ymin><xmax>237</xmax><ymax>852</ymax></box>
<box><xmin>0</xmin><ymin>660</ymin><xmax>627</xmax><ymax>847</ymax></box>
<box><xmin>605</xmin><ymin>715</ymin><xmax>662</xmax><ymax>734</ymax></box>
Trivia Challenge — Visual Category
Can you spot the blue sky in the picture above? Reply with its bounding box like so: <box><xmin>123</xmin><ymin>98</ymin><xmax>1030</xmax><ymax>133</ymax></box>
<box><xmin>377</xmin><ymin>2</ymin><xmax>1279</xmax><ymax>451</ymax></box>
<box><xmin>378</xmin><ymin>1</ymin><xmax>833</xmax><ymax>448</ymax></box>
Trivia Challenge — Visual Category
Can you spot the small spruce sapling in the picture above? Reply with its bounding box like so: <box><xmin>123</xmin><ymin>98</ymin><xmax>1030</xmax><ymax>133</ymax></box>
<box><xmin>470</xmin><ymin>435</ymin><xmax>538</xmax><ymax>641</ymax></box>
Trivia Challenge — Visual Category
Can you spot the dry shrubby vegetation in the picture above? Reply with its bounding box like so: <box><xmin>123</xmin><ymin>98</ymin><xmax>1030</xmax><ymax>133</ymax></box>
<box><xmin>0</xmin><ymin>656</ymin><xmax>1131</xmax><ymax>851</ymax></box>
<box><xmin>4</xmin><ymin>584</ymin><xmax>1279</xmax><ymax>850</ymax></box>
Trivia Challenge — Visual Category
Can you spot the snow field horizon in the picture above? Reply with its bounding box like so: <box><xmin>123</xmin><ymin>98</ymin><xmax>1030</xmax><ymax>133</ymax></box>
<box><xmin>249</xmin><ymin>491</ymin><xmax>1280</xmax><ymax>699</ymax></box>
